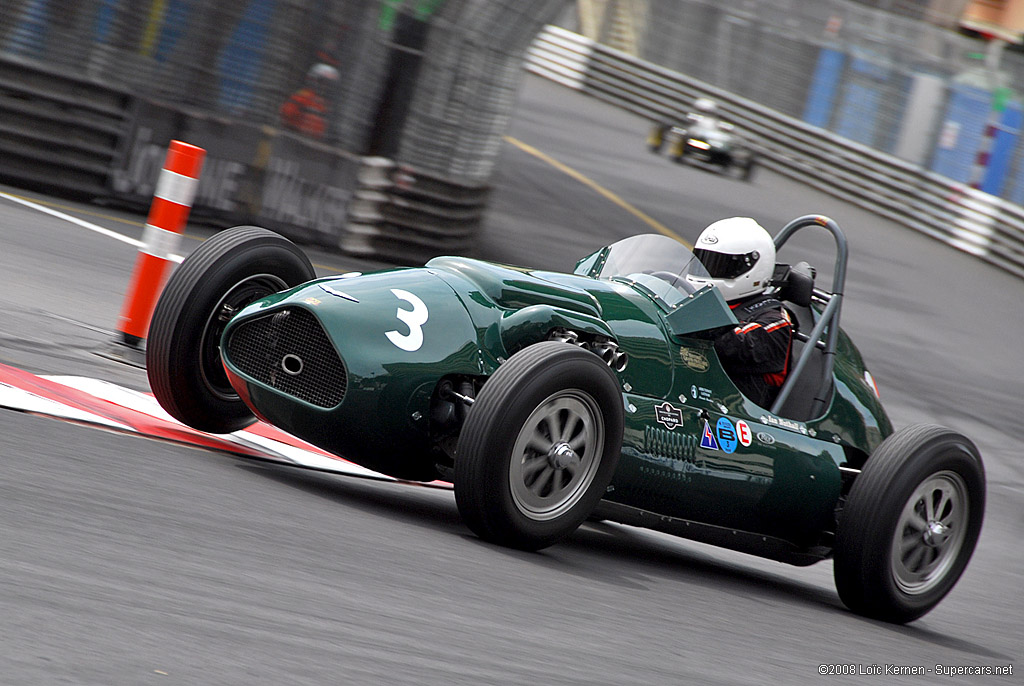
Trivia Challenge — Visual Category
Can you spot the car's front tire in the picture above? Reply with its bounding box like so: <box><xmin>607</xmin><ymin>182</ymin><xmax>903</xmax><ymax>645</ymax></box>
<box><xmin>833</xmin><ymin>424</ymin><xmax>985</xmax><ymax>623</ymax></box>
<box><xmin>147</xmin><ymin>226</ymin><xmax>315</xmax><ymax>433</ymax></box>
<box><xmin>454</xmin><ymin>342</ymin><xmax>624</xmax><ymax>551</ymax></box>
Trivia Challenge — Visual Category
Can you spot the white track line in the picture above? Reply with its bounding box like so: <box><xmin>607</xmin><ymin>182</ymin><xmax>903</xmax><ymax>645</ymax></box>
<box><xmin>0</xmin><ymin>191</ymin><xmax>184</xmax><ymax>263</ymax></box>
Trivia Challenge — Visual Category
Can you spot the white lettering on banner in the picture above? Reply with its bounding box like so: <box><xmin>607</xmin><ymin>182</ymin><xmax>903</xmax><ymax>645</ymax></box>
<box><xmin>154</xmin><ymin>170</ymin><xmax>199</xmax><ymax>207</ymax></box>
<box><xmin>112</xmin><ymin>127</ymin><xmax>243</xmax><ymax>212</ymax></box>
<box><xmin>140</xmin><ymin>224</ymin><xmax>182</xmax><ymax>260</ymax></box>
<box><xmin>113</xmin><ymin>129</ymin><xmax>350</xmax><ymax>226</ymax></box>
<box><xmin>261</xmin><ymin>157</ymin><xmax>349</xmax><ymax>229</ymax></box>
<box><xmin>111</xmin><ymin>127</ymin><xmax>163</xmax><ymax>197</ymax></box>
<box><xmin>194</xmin><ymin>158</ymin><xmax>244</xmax><ymax>211</ymax></box>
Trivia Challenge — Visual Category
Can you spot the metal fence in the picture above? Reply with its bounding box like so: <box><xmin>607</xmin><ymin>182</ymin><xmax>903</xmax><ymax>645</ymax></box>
<box><xmin>0</xmin><ymin>1</ymin><xmax>387</xmax><ymax>153</ymax></box>
<box><xmin>0</xmin><ymin>0</ymin><xmax>568</xmax><ymax>185</ymax></box>
<box><xmin>397</xmin><ymin>0</ymin><xmax>569</xmax><ymax>181</ymax></box>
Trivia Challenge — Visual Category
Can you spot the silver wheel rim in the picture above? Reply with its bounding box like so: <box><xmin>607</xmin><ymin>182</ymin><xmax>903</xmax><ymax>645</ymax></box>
<box><xmin>509</xmin><ymin>390</ymin><xmax>605</xmax><ymax>522</ymax></box>
<box><xmin>890</xmin><ymin>470</ymin><xmax>969</xmax><ymax>595</ymax></box>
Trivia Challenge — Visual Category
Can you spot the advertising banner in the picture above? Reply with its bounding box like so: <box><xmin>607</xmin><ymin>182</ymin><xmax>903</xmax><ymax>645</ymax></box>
<box><xmin>110</xmin><ymin>99</ymin><xmax>359</xmax><ymax>247</ymax></box>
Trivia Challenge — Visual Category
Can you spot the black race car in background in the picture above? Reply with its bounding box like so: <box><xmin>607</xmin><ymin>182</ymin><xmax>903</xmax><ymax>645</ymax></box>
<box><xmin>648</xmin><ymin>98</ymin><xmax>756</xmax><ymax>182</ymax></box>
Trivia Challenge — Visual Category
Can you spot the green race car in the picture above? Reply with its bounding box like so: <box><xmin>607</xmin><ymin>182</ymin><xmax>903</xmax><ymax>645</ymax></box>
<box><xmin>147</xmin><ymin>215</ymin><xmax>984</xmax><ymax>624</ymax></box>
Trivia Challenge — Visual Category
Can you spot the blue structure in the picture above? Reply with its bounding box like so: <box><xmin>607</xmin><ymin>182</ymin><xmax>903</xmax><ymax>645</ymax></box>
<box><xmin>803</xmin><ymin>47</ymin><xmax>844</xmax><ymax>128</ymax></box>
<box><xmin>833</xmin><ymin>55</ymin><xmax>890</xmax><ymax>148</ymax></box>
<box><xmin>931</xmin><ymin>83</ymin><xmax>1022</xmax><ymax>197</ymax></box>
<box><xmin>217</xmin><ymin>0</ymin><xmax>278</xmax><ymax>113</ymax></box>
<box><xmin>4</xmin><ymin>0</ymin><xmax>51</xmax><ymax>59</ymax></box>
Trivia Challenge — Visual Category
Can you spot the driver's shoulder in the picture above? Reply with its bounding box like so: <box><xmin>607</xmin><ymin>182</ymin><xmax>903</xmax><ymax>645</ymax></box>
<box><xmin>732</xmin><ymin>294</ymin><xmax>783</xmax><ymax>319</ymax></box>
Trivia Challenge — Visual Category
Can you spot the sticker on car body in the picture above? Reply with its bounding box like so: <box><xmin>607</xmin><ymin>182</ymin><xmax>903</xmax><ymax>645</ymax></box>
<box><xmin>385</xmin><ymin>289</ymin><xmax>429</xmax><ymax>352</ymax></box>
<box><xmin>716</xmin><ymin>417</ymin><xmax>738</xmax><ymax>454</ymax></box>
<box><xmin>700</xmin><ymin>420</ymin><xmax>720</xmax><ymax>451</ymax></box>
<box><xmin>654</xmin><ymin>402</ymin><xmax>684</xmax><ymax>430</ymax></box>
<box><xmin>679</xmin><ymin>348</ymin><xmax>709</xmax><ymax>372</ymax></box>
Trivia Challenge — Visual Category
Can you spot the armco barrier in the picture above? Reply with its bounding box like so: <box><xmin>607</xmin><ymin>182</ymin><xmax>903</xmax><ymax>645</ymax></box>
<box><xmin>0</xmin><ymin>55</ymin><xmax>131</xmax><ymax>197</ymax></box>
<box><xmin>343</xmin><ymin>157</ymin><xmax>490</xmax><ymax>264</ymax></box>
<box><xmin>526</xmin><ymin>25</ymin><xmax>1024</xmax><ymax>281</ymax></box>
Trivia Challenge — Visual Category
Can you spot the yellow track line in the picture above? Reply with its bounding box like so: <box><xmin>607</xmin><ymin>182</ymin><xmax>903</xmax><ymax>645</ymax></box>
<box><xmin>503</xmin><ymin>135</ymin><xmax>689</xmax><ymax>247</ymax></box>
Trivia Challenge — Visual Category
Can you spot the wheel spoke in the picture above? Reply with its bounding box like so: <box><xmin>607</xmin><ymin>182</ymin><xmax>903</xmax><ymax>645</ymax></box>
<box><xmin>530</xmin><ymin>466</ymin><xmax>555</xmax><ymax>498</ymax></box>
<box><xmin>560</xmin><ymin>413</ymin><xmax>581</xmax><ymax>443</ymax></box>
<box><xmin>552</xmin><ymin>469</ymin><xmax>568</xmax><ymax>493</ymax></box>
<box><xmin>526</xmin><ymin>427</ymin><xmax>553</xmax><ymax>455</ymax></box>
<box><xmin>904</xmin><ymin>544</ymin><xmax>928</xmax><ymax>572</ymax></box>
<box><xmin>900</xmin><ymin>530</ymin><xmax>921</xmax><ymax>555</ymax></box>
<box><xmin>923</xmin><ymin>490</ymin><xmax>938</xmax><ymax>522</ymax></box>
<box><xmin>522</xmin><ymin>455</ymin><xmax>548</xmax><ymax>480</ymax></box>
<box><xmin>543</xmin><ymin>414</ymin><xmax>560</xmax><ymax>443</ymax></box>
<box><xmin>934</xmin><ymin>488</ymin><xmax>954</xmax><ymax>521</ymax></box>
<box><xmin>906</xmin><ymin>509</ymin><xmax>927</xmax><ymax>532</ymax></box>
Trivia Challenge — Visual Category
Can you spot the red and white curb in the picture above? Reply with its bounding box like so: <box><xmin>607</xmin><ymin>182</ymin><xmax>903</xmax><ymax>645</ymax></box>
<box><xmin>0</xmin><ymin>363</ymin><xmax>450</xmax><ymax>489</ymax></box>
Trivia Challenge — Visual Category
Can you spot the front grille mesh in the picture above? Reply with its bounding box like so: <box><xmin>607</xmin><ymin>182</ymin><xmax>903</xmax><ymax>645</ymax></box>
<box><xmin>226</xmin><ymin>307</ymin><xmax>347</xmax><ymax>409</ymax></box>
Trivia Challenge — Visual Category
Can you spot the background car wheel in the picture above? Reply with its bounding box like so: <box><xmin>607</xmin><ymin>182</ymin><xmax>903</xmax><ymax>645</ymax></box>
<box><xmin>147</xmin><ymin>226</ymin><xmax>315</xmax><ymax>433</ymax></box>
<box><xmin>833</xmin><ymin>424</ymin><xmax>985</xmax><ymax>623</ymax></box>
<box><xmin>454</xmin><ymin>341</ymin><xmax>624</xmax><ymax>551</ymax></box>
<box><xmin>669</xmin><ymin>137</ymin><xmax>686</xmax><ymax>164</ymax></box>
<box><xmin>741</xmin><ymin>158</ymin><xmax>756</xmax><ymax>182</ymax></box>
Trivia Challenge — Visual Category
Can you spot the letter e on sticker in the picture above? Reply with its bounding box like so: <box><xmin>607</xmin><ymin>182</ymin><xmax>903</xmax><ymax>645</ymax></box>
<box><xmin>736</xmin><ymin>420</ymin><xmax>752</xmax><ymax>447</ymax></box>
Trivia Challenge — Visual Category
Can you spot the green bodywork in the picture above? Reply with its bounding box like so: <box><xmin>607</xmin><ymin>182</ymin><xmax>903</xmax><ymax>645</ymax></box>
<box><xmin>220</xmin><ymin>241</ymin><xmax>892</xmax><ymax>548</ymax></box>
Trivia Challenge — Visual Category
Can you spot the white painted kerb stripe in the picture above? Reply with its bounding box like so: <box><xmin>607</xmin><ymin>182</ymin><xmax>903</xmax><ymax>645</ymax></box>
<box><xmin>154</xmin><ymin>170</ymin><xmax>199</xmax><ymax>207</ymax></box>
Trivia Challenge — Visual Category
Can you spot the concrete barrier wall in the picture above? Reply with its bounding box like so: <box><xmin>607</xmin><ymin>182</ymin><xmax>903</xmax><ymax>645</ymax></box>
<box><xmin>0</xmin><ymin>60</ymin><xmax>488</xmax><ymax>262</ymax></box>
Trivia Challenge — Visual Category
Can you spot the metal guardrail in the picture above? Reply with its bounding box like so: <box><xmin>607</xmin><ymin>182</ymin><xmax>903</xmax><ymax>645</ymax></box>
<box><xmin>526</xmin><ymin>25</ymin><xmax>1024</xmax><ymax>281</ymax></box>
<box><xmin>344</xmin><ymin>157</ymin><xmax>490</xmax><ymax>264</ymax></box>
<box><xmin>0</xmin><ymin>55</ymin><xmax>131</xmax><ymax>197</ymax></box>
<box><xmin>0</xmin><ymin>62</ymin><xmax>490</xmax><ymax>264</ymax></box>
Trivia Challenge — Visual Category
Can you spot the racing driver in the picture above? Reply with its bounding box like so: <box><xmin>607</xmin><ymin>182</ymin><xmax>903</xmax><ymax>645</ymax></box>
<box><xmin>692</xmin><ymin>217</ymin><xmax>793</xmax><ymax>408</ymax></box>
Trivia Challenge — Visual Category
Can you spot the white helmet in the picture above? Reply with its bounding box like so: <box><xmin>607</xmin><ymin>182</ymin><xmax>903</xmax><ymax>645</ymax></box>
<box><xmin>690</xmin><ymin>217</ymin><xmax>775</xmax><ymax>302</ymax></box>
<box><xmin>694</xmin><ymin>97</ymin><xmax>718</xmax><ymax>115</ymax></box>
<box><xmin>309</xmin><ymin>62</ymin><xmax>339</xmax><ymax>83</ymax></box>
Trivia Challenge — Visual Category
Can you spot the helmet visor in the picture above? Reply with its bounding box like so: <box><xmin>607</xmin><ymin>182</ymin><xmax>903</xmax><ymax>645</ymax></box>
<box><xmin>694</xmin><ymin>248</ymin><xmax>760</xmax><ymax>279</ymax></box>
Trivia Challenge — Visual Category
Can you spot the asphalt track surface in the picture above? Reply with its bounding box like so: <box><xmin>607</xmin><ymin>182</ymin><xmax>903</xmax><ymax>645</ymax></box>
<box><xmin>1</xmin><ymin>74</ymin><xmax>1021</xmax><ymax>685</ymax></box>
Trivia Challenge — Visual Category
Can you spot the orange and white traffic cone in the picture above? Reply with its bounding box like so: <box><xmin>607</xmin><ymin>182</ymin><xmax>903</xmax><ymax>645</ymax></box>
<box><xmin>101</xmin><ymin>140</ymin><xmax>205</xmax><ymax>367</ymax></box>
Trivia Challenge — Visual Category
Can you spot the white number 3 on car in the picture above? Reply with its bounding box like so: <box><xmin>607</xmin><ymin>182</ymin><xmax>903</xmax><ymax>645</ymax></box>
<box><xmin>385</xmin><ymin>289</ymin><xmax>429</xmax><ymax>352</ymax></box>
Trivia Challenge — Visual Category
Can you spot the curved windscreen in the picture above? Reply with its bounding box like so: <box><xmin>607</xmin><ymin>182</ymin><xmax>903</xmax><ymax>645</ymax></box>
<box><xmin>575</xmin><ymin>234</ymin><xmax>711</xmax><ymax>309</ymax></box>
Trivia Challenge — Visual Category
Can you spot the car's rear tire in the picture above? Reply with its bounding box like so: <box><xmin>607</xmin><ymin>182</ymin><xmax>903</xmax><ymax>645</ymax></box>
<box><xmin>741</xmin><ymin>158</ymin><xmax>756</xmax><ymax>182</ymax></box>
<box><xmin>833</xmin><ymin>424</ymin><xmax>985</xmax><ymax>623</ymax></box>
<box><xmin>454</xmin><ymin>342</ymin><xmax>624</xmax><ymax>551</ymax></box>
<box><xmin>147</xmin><ymin>226</ymin><xmax>315</xmax><ymax>433</ymax></box>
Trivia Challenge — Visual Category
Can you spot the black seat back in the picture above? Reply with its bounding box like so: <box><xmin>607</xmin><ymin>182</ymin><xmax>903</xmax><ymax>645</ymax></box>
<box><xmin>773</xmin><ymin>262</ymin><xmax>833</xmax><ymax>421</ymax></box>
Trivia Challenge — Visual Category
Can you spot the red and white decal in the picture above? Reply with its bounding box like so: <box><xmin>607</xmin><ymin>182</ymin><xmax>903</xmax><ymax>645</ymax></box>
<box><xmin>736</xmin><ymin>419</ymin><xmax>752</xmax><ymax>447</ymax></box>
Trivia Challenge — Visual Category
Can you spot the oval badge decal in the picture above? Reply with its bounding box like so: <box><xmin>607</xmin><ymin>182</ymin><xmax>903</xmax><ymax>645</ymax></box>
<box><xmin>756</xmin><ymin>431</ymin><xmax>776</xmax><ymax>446</ymax></box>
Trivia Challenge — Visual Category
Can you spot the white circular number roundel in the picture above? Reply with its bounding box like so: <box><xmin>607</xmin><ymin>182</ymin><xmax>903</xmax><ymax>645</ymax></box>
<box><xmin>385</xmin><ymin>289</ymin><xmax>429</xmax><ymax>352</ymax></box>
